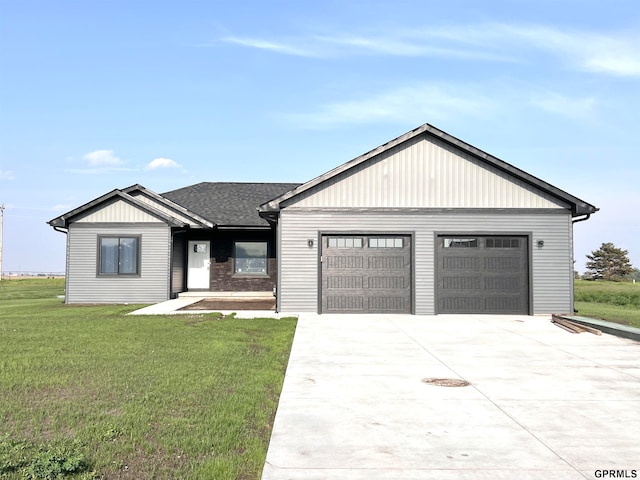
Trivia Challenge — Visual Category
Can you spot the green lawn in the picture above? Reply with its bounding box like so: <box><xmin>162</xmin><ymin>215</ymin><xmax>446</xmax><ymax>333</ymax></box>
<box><xmin>574</xmin><ymin>279</ymin><xmax>640</xmax><ymax>328</ymax></box>
<box><xmin>0</xmin><ymin>278</ymin><xmax>297</xmax><ymax>479</ymax></box>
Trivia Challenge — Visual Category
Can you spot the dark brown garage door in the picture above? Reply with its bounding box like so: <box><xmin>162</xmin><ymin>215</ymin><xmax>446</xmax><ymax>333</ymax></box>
<box><xmin>436</xmin><ymin>236</ymin><xmax>529</xmax><ymax>314</ymax></box>
<box><xmin>321</xmin><ymin>235</ymin><xmax>412</xmax><ymax>313</ymax></box>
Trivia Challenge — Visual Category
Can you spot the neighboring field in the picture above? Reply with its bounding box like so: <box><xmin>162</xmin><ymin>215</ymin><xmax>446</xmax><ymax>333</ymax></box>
<box><xmin>574</xmin><ymin>279</ymin><xmax>640</xmax><ymax>328</ymax></box>
<box><xmin>0</xmin><ymin>278</ymin><xmax>296</xmax><ymax>479</ymax></box>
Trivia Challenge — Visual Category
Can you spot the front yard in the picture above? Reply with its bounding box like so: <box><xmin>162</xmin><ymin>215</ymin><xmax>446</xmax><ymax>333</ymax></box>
<box><xmin>574</xmin><ymin>279</ymin><xmax>640</xmax><ymax>328</ymax></box>
<box><xmin>0</xmin><ymin>278</ymin><xmax>296</xmax><ymax>479</ymax></box>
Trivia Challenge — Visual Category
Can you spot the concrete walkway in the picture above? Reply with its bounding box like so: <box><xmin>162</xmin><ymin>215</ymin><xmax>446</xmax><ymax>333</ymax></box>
<box><xmin>262</xmin><ymin>314</ymin><xmax>640</xmax><ymax>480</ymax></box>
<box><xmin>127</xmin><ymin>297</ymin><xmax>293</xmax><ymax>319</ymax></box>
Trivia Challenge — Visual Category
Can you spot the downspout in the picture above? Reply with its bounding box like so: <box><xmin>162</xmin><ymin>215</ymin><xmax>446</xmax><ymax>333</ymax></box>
<box><xmin>51</xmin><ymin>225</ymin><xmax>69</xmax><ymax>304</ymax></box>
<box><xmin>570</xmin><ymin>213</ymin><xmax>591</xmax><ymax>313</ymax></box>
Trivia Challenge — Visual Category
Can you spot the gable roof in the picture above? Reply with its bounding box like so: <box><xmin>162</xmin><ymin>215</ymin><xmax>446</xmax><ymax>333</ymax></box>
<box><xmin>123</xmin><ymin>184</ymin><xmax>213</xmax><ymax>228</ymax></box>
<box><xmin>48</xmin><ymin>189</ymin><xmax>190</xmax><ymax>228</ymax></box>
<box><xmin>259</xmin><ymin>123</ymin><xmax>598</xmax><ymax>217</ymax></box>
<box><xmin>162</xmin><ymin>182</ymin><xmax>301</xmax><ymax>227</ymax></box>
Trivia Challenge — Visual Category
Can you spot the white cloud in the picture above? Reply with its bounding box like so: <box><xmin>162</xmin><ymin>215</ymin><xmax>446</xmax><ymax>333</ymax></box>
<box><xmin>83</xmin><ymin>149</ymin><xmax>123</xmax><ymax>167</ymax></box>
<box><xmin>51</xmin><ymin>203</ymin><xmax>73</xmax><ymax>211</ymax></box>
<box><xmin>146</xmin><ymin>157</ymin><xmax>180</xmax><ymax>170</ymax></box>
<box><xmin>529</xmin><ymin>92</ymin><xmax>596</xmax><ymax>120</ymax></box>
<box><xmin>0</xmin><ymin>170</ymin><xmax>15</xmax><ymax>180</ymax></box>
<box><xmin>221</xmin><ymin>36</ymin><xmax>318</xmax><ymax>57</ymax></box>
<box><xmin>222</xmin><ymin>23</ymin><xmax>640</xmax><ymax>76</ymax></box>
<box><xmin>221</xmin><ymin>30</ymin><xmax>516</xmax><ymax>62</ymax></box>
<box><xmin>496</xmin><ymin>24</ymin><xmax>640</xmax><ymax>77</ymax></box>
<box><xmin>284</xmin><ymin>84</ymin><xmax>491</xmax><ymax>128</ymax></box>
<box><xmin>284</xmin><ymin>81</ymin><xmax>603</xmax><ymax>128</ymax></box>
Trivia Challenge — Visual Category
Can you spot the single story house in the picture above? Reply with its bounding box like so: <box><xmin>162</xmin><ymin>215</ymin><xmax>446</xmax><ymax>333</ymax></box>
<box><xmin>49</xmin><ymin>123</ymin><xmax>597</xmax><ymax>315</ymax></box>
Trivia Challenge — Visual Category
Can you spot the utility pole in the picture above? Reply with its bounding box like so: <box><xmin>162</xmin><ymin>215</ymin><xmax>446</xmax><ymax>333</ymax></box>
<box><xmin>0</xmin><ymin>204</ymin><xmax>4</xmax><ymax>281</ymax></box>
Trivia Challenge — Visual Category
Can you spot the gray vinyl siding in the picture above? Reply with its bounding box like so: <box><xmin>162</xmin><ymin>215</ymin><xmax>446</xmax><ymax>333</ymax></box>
<box><xmin>170</xmin><ymin>232</ymin><xmax>186</xmax><ymax>297</ymax></box>
<box><xmin>285</xmin><ymin>135</ymin><xmax>570</xmax><ymax>210</ymax></box>
<box><xmin>278</xmin><ymin>209</ymin><xmax>573</xmax><ymax>315</ymax></box>
<box><xmin>66</xmin><ymin>223</ymin><xmax>171</xmax><ymax>303</ymax></box>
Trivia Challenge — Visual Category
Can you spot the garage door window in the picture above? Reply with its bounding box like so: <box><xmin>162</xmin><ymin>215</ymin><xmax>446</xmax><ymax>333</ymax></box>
<box><xmin>328</xmin><ymin>237</ymin><xmax>363</xmax><ymax>248</ymax></box>
<box><xmin>443</xmin><ymin>238</ymin><xmax>478</xmax><ymax>248</ymax></box>
<box><xmin>486</xmin><ymin>238</ymin><xmax>521</xmax><ymax>248</ymax></box>
<box><xmin>369</xmin><ymin>238</ymin><xmax>403</xmax><ymax>248</ymax></box>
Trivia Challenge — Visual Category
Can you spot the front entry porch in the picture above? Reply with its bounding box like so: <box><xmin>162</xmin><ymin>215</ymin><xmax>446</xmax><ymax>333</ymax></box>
<box><xmin>178</xmin><ymin>291</ymin><xmax>276</xmax><ymax>311</ymax></box>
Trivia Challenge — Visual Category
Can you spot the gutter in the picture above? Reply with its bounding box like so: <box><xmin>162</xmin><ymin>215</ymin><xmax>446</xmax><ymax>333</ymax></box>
<box><xmin>572</xmin><ymin>214</ymin><xmax>591</xmax><ymax>224</ymax></box>
<box><xmin>53</xmin><ymin>226</ymin><xmax>68</xmax><ymax>234</ymax></box>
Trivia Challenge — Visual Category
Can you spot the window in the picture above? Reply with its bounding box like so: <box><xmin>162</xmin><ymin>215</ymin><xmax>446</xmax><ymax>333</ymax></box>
<box><xmin>486</xmin><ymin>238</ymin><xmax>521</xmax><ymax>248</ymax></box>
<box><xmin>98</xmin><ymin>236</ymin><xmax>140</xmax><ymax>275</ymax></box>
<box><xmin>327</xmin><ymin>237</ymin><xmax>363</xmax><ymax>248</ymax></box>
<box><xmin>235</xmin><ymin>241</ymin><xmax>268</xmax><ymax>275</ymax></box>
<box><xmin>369</xmin><ymin>238</ymin><xmax>403</xmax><ymax>248</ymax></box>
<box><xmin>443</xmin><ymin>238</ymin><xmax>478</xmax><ymax>248</ymax></box>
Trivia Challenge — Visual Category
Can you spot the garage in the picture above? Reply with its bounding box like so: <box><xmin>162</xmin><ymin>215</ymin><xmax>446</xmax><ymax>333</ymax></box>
<box><xmin>321</xmin><ymin>234</ymin><xmax>412</xmax><ymax>313</ymax></box>
<box><xmin>436</xmin><ymin>235</ymin><xmax>529</xmax><ymax>314</ymax></box>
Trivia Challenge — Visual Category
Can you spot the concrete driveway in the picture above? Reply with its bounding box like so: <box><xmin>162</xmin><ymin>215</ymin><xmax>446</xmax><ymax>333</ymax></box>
<box><xmin>262</xmin><ymin>314</ymin><xmax>640</xmax><ymax>480</ymax></box>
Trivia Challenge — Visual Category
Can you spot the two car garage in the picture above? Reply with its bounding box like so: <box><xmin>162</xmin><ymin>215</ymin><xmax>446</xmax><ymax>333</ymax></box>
<box><xmin>321</xmin><ymin>234</ymin><xmax>529</xmax><ymax>315</ymax></box>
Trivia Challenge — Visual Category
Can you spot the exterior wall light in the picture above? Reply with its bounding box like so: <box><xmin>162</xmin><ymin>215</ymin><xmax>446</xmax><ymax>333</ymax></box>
<box><xmin>307</xmin><ymin>239</ymin><xmax>314</xmax><ymax>248</ymax></box>
<box><xmin>537</xmin><ymin>240</ymin><xmax>544</xmax><ymax>248</ymax></box>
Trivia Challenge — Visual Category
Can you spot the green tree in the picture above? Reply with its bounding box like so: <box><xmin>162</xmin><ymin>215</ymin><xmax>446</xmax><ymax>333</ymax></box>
<box><xmin>585</xmin><ymin>242</ymin><xmax>633</xmax><ymax>281</ymax></box>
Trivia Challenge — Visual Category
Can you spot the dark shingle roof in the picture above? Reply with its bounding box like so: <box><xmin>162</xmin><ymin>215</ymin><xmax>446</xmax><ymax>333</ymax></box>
<box><xmin>161</xmin><ymin>182</ymin><xmax>300</xmax><ymax>226</ymax></box>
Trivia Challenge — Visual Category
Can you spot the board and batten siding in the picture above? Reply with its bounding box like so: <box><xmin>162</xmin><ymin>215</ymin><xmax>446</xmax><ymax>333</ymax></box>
<box><xmin>278</xmin><ymin>209</ymin><xmax>573</xmax><ymax>315</ymax></box>
<box><xmin>66</xmin><ymin>223</ymin><xmax>171</xmax><ymax>303</ymax></box>
<box><xmin>285</xmin><ymin>135</ymin><xmax>570</xmax><ymax>210</ymax></box>
<box><xmin>129</xmin><ymin>193</ymin><xmax>198</xmax><ymax>225</ymax></box>
<box><xmin>75</xmin><ymin>199</ymin><xmax>162</xmax><ymax>224</ymax></box>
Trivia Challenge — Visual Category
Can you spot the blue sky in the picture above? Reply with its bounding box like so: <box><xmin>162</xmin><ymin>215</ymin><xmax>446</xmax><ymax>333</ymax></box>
<box><xmin>1</xmin><ymin>0</ymin><xmax>638</xmax><ymax>274</ymax></box>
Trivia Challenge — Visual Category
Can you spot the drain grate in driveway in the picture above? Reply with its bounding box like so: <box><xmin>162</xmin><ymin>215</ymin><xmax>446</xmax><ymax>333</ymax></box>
<box><xmin>422</xmin><ymin>378</ymin><xmax>470</xmax><ymax>387</ymax></box>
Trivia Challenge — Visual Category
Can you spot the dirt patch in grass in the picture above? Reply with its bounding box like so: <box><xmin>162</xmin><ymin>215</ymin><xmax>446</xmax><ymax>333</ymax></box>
<box><xmin>180</xmin><ymin>298</ymin><xmax>276</xmax><ymax>311</ymax></box>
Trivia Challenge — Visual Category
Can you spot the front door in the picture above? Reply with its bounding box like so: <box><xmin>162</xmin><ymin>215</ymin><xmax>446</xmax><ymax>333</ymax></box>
<box><xmin>187</xmin><ymin>241</ymin><xmax>210</xmax><ymax>290</ymax></box>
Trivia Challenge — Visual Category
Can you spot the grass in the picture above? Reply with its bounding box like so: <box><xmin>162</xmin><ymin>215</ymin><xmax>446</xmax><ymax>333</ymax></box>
<box><xmin>0</xmin><ymin>278</ymin><xmax>297</xmax><ymax>479</ymax></box>
<box><xmin>574</xmin><ymin>279</ymin><xmax>640</xmax><ymax>328</ymax></box>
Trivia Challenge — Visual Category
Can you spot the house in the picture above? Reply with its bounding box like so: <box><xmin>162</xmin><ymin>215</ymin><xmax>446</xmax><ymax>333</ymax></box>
<box><xmin>49</xmin><ymin>123</ymin><xmax>597</xmax><ymax>314</ymax></box>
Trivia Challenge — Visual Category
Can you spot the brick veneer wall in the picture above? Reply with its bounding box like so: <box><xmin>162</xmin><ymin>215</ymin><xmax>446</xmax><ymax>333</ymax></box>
<box><xmin>208</xmin><ymin>230</ymin><xmax>277</xmax><ymax>292</ymax></box>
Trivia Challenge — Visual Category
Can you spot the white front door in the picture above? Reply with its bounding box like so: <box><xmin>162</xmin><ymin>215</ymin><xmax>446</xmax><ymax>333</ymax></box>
<box><xmin>187</xmin><ymin>241</ymin><xmax>211</xmax><ymax>290</ymax></box>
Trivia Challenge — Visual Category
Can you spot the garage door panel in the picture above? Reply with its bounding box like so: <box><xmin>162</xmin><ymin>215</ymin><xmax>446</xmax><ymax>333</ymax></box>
<box><xmin>437</xmin><ymin>236</ymin><xmax>529</xmax><ymax>314</ymax></box>
<box><xmin>368</xmin><ymin>276</ymin><xmax>406</xmax><ymax>289</ymax></box>
<box><xmin>321</xmin><ymin>235</ymin><xmax>411</xmax><ymax>314</ymax></box>
<box><xmin>326</xmin><ymin>275</ymin><xmax>364</xmax><ymax>289</ymax></box>
<box><xmin>443</xmin><ymin>297</ymin><xmax>482</xmax><ymax>311</ymax></box>
<box><xmin>327</xmin><ymin>295</ymin><xmax>364</xmax><ymax>311</ymax></box>
<box><xmin>443</xmin><ymin>276</ymin><xmax>481</xmax><ymax>290</ymax></box>
<box><xmin>326</xmin><ymin>256</ymin><xmax>364</xmax><ymax>269</ymax></box>
<box><xmin>443</xmin><ymin>257</ymin><xmax>480</xmax><ymax>270</ymax></box>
